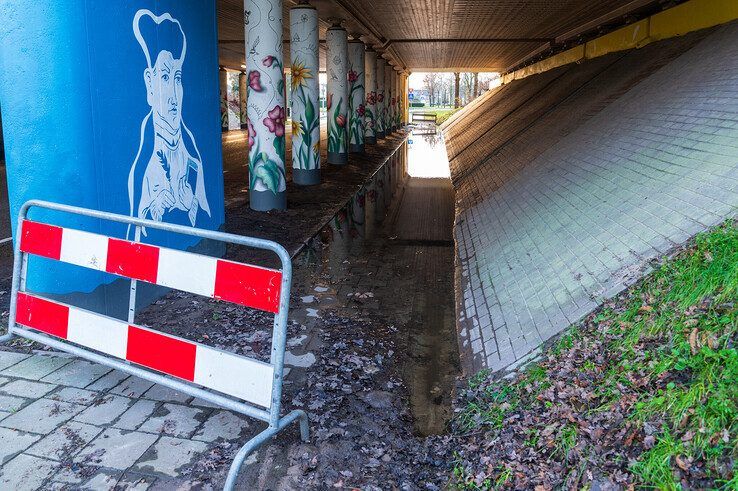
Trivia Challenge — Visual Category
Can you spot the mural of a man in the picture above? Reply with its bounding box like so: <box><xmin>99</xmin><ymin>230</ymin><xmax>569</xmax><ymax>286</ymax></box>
<box><xmin>128</xmin><ymin>9</ymin><xmax>210</xmax><ymax>237</ymax></box>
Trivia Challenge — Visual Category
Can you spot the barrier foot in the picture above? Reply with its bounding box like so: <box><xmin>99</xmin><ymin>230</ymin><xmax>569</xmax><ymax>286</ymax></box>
<box><xmin>223</xmin><ymin>410</ymin><xmax>310</xmax><ymax>491</ymax></box>
<box><xmin>0</xmin><ymin>332</ymin><xmax>14</xmax><ymax>343</ymax></box>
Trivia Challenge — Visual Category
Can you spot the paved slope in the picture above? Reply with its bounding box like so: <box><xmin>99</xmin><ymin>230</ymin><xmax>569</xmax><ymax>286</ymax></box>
<box><xmin>445</xmin><ymin>23</ymin><xmax>738</xmax><ymax>373</ymax></box>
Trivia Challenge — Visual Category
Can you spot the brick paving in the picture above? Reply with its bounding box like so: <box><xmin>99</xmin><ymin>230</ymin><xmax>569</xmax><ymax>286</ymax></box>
<box><xmin>446</xmin><ymin>23</ymin><xmax>738</xmax><ymax>373</ymax></box>
<box><xmin>0</xmin><ymin>350</ymin><xmax>247</xmax><ymax>488</ymax></box>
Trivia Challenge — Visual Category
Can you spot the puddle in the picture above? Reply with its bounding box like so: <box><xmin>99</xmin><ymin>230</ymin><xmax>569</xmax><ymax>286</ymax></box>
<box><xmin>297</xmin><ymin>130</ymin><xmax>460</xmax><ymax>437</ymax></box>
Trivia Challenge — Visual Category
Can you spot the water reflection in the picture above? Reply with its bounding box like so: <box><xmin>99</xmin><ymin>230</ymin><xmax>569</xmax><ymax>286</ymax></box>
<box><xmin>305</xmin><ymin>141</ymin><xmax>410</xmax><ymax>266</ymax></box>
<box><xmin>304</xmin><ymin>128</ymin><xmax>450</xmax><ymax>265</ymax></box>
<box><xmin>407</xmin><ymin>130</ymin><xmax>451</xmax><ymax>178</ymax></box>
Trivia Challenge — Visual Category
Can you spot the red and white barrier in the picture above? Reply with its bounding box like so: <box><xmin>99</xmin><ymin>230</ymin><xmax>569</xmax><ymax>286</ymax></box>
<box><xmin>20</xmin><ymin>220</ymin><xmax>282</xmax><ymax>313</ymax></box>
<box><xmin>15</xmin><ymin>292</ymin><xmax>274</xmax><ymax>408</ymax></box>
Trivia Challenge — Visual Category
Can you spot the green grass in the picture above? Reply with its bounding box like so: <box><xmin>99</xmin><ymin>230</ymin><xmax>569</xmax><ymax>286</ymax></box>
<box><xmin>451</xmin><ymin>221</ymin><xmax>738</xmax><ymax>489</ymax></box>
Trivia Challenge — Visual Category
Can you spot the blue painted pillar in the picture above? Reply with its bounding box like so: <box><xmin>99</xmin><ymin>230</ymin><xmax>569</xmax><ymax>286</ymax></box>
<box><xmin>0</xmin><ymin>1</ymin><xmax>225</xmax><ymax>316</ymax></box>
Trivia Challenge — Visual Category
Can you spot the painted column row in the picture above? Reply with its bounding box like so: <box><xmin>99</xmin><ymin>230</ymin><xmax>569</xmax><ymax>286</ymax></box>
<box><xmin>245</xmin><ymin>0</ymin><xmax>408</xmax><ymax>211</ymax></box>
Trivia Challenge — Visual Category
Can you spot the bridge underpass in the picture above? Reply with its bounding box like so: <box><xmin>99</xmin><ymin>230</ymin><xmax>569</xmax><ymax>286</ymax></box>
<box><xmin>0</xmin><ymin>0</ymin><xmax>737</xmax><ymax>489</ymax></box>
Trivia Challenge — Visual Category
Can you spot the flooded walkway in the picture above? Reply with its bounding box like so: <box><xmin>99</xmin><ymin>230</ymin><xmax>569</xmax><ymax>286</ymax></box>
<box><xmin>302</xmin><ymin>130</ymin><xmax>460</xmax><ymax>436</ymax></box>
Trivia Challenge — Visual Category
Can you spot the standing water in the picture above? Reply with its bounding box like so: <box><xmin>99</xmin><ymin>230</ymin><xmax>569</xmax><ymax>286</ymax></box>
<box><xmin>303</xmin><ymin>127</ymin><xmax>460</xmax><ymax>437</ymax></box>
<box><xmin>395</xmin><ymin>130</ymin><xmax>459</xmax><ymax>435</ymax></box>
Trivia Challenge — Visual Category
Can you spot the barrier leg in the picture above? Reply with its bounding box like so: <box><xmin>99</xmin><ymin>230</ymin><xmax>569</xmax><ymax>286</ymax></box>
<box><xmin>0</xmin><ymin>333</ymin><xmax>14</xmax><ymax>343</ymax></box>
<box><xmin>223</xmin><ymin>410</ymin><xmax>310</xmax><ymax>490</ymax></box>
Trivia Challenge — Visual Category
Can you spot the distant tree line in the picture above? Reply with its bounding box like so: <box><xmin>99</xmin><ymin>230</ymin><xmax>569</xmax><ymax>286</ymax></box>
<box><xmin>422</xmin><ymin>72</ymin><xmax>499</xmax><ymax>107</ymax></box>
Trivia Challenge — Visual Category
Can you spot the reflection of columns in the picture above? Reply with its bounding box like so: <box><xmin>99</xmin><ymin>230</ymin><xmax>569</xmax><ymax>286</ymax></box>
<box><xmin>375</xmin><ymin>55</ymin><xmax>385</xmax><ymax>139</ymax></box>
<box><xmin>454</xmin><ymin>72</ymin><xmax>461</xmax><ymax>109</ymax></box>
<box><xmin>473</xmin><ymin>72</ymin><xmax>479</xmax><ymax>98</ymax></box>
<box><xmin>364</xmin><ymin>48</ymin><xmax>376</xmax><ymax>145</ymax></box>
<box><xmin>239</xmin><ymin>71</ymin><xmax>247</xmax><ymax>130</ymax></box>
<box><xmin>384</xmin><ymin>62</ymin><xmax>393</xmax><ymax>134</ymax></box>
<box><xmin>290</xmin><ymin>2</ymin><xmax>321</xmax><ymax>185</ymax></box>
<box><xmin>326</xmin><ymin>25</ymin><xmax>348</xmax><ymax>165</ymax></box>
<box><xmin>246</xmin><ymin>0</ymin><xmax>287</xmax><ymax>211</ymax></box>
<box><xmin>394</xmin><ymin>70</ymin><xmax>400</xmax><ymax>129</ymax></box>
<box><xmin>401</xmin><ymin>73</ymin><xmax>408</xmax><ymax>125</ymax></box>
<box><xmin>348</xmin><ymin>40</ymin><xmax>365</xmax><ymax>153</ymax></box>
<box><xmin>391</xmin><ymin>69</ymin><xmax>398</xmax><ymax>131</ymax></box>
<box><xmin>219</xmin><ymin>67</ymin><xmax>228</xmax><ymax>132</ymax></box>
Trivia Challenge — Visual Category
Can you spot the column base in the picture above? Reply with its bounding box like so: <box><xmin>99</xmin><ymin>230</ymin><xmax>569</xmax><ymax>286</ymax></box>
<box><xmin>349</xmin><ymin>144</ymin><xmax>365</xmax><ymax>154</ymax></box>
<box><xmin>293</xmin><ymin>168</ymin><xmax>321</xmax><ymax>186</ymax></box>
<box><xmin>250</xmin><ymin>190</ymin><xmax>286</xmax><ymax>211</ymax></box>
<box><xmin>221</xmin><ymin>127</ymin><xmax>228</xmax><ymax>133</ymax></box>
<box><xmin>365</xmin><ymin>136</ymin><xmax>377</xmax><ymax>145</ymax></box>
<box><xmin>240</xmin><ymin>123</ymin><xmax>248</xmax><ymax>130</ymax></box>
<box><xmin>328</xmin><ymin>152</ymin><xmax>348</xmax><ymax>165</ymax></box>
<box><xmin>376</xmin><ymin>130</ymin><xmax>385</xmax><ymax>139</ymax></box>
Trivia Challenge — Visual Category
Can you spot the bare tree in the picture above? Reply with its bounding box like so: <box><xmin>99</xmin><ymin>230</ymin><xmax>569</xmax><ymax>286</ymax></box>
<box><xmin>423</xmin><ymin>72</ymin><xmax>441</xmax><ymax>106</ymax></box>
<box><xmin>461</xmin><ymin>73</ymin><xmax>474</xmax><ymax>106</ymax></box>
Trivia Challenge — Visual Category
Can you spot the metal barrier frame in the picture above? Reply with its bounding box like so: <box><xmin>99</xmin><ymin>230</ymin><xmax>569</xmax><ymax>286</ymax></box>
<box><xmin>0</xmin><ymin>200</ymin><xmax>309</xmax><ymax>490</ymax></box>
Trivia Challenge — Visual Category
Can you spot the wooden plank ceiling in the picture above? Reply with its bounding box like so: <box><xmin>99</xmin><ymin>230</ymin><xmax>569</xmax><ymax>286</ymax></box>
<box><xmin>218</xmin><ymin>0</ymin><xmax>644</xmax><ymax>72</ymax></box>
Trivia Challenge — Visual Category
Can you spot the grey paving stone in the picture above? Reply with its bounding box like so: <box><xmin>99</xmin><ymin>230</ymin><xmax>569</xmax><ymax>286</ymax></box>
<box><xmin>190</xmin><ymin>397</ymin><xmax>223</xmax><ymax>409</ymax></box>
<box><xmin>137</xmin><ymin>403</ymin><xmax>205</xmax><ymax>438</ymax></box>
<box><xmin>85</xmin><ymin>369</ymin><xmax>129</xmax><ymax>392</ymax></box>
<box><xmin>73</xmin><ymin>394</ymin><xmax>132</xmax><ymax>425</ymax></box>
<box><xmin>78</xmin><ymin>471</ymin><xmax>155</xmax><ymax>490</ymax></box>
<box><xmin>134</xmin><ymin>436</ymin><xmax>208</xmax><ymax>477</ymax></box>
<box><xmin>193</xmin><ymin>410</ymin><xmax>250</xmax><ymax>442</ymax></box>
<box><xmin>25</xmin><ymin>421</ymin><xmax>103</xmax><ymax>461</ymax></box>
<box><xmin>0</xmin><ymin>453</ymin><xmax>58</xmax><ymax>489</ymax></box>
<box><xmin>0</xmin><ymin>376</ymin><xmax>11</xmax><ymax>386</ymax></box>
<box><xmin>41</xmin><ymin>359</ymin><xmax>112</xmax><ymax>388</ymax></box>
<box><xmin>1</xmin><ymin>354</ymin><xmax>72</xmax><ymax>380</ymax></box>
<box><xmin>113</xmin><ymin>400</ymin><xmax>158</xmax><ymax>431</ymax></box>
<box><xmin>0</xmin><ymin>410</ymin><xmax>8</xmax><ymax>421</ymax></box>
<box><xmin>51</xmin><ymin>462</ymin><xmax>102</xmax><ymax>484</ymax></box>
<box><xmin>0</xmin><ymin>398</ymin><xmax>84</xmax><ymax>434</ymax></box>
<box><xmin>0</xmin><ymin>351</ymin><xmax>30</xmax><ymax>372</ymax></box>
<box><xmin>0</xmin><ymin>379</ymin><xmax>57</xmax><ymax>399</ymax></box>
<box><xmin>0</xmin><ymin>394</ymin><xmax>28</xmax><ymax>412</ymax></box>
<box><xmin>0</xmin><ymin>427</ymin><xmax>42</xmax><ymax>464</ymax></box>
<box><xmin>48</xmin><ymin>387</ymin><xmax>99</xmax><ymax>406</ymax></box>
<box><xmin>141</xmin><ymin>384</ymin><xmax>192</xmax><ymax>403</ymax></box>
<box><xmin>111</xmin><ymin>377</ymin><xmax>155</xmax><ymax>398</ymax></box>
<box><xmin>75</xmin><ymin>428</ymin><xmax>158</xmax><ymax>470</ymax></box>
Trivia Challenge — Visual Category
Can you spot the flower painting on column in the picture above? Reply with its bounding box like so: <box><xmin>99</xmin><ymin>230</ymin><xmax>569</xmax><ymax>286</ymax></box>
<box><xmin>326</xmin><ymin>26</ymin><xmax>349</xmax><ymax>164</ymax></box>
<box><xmin>245</xmin><ymin>0</ymin><xmax>287</xmax><ymax>210</ymax></box>
<box><xmin>348</xmin><ymin>40</ymin><xmax>365</xmax><ymax>153</ymax></box>
<box><xmin>290</xmin><ymin>3</ymin><xmax>321</xmax><ymax>184</ymax></box>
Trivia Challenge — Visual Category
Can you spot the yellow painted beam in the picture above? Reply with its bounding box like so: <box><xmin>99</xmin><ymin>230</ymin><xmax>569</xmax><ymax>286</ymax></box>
<box><xmin>585</xmin><ymin>18</ymin><xmax>650</xmax><ymax>59</ymax></box>
<box><xmin>501</xmin><ymin>0</ymin><xmax>738</xmax><ymax>85</ymax></box>
<box><xmin>537</xmin><ymin>45</ymin><xmax>585</xmax><ymax>72</ymax></box>
<box><xmin>650</xmin><ymin>0</ymin><xmax>738</xmax><ymax>40</ymax></box>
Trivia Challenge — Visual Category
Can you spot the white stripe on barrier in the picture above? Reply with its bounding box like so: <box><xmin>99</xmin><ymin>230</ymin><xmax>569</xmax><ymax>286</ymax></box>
<box><xmin>194</xmin><ymin>347</ymin><xmax>274</xmax><ymax>409</ymax></box>
<box><xmin>157</xmin><ymin>247</ymin><xmax>217</xmax><ymax>298</ymax></box>
<box><xmin>68</xmin><ymin>308</ymin><xmax>128</xmax><ymax>359</ymax></box>
<box><xmin>60</xmin><ymin>227</ymin><xmax>109</xmax><ymax>271</ymax></box>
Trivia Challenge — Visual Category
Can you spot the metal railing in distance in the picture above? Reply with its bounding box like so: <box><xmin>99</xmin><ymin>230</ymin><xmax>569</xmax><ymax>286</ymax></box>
<box><xmin>411</xmin><ymin>112</ymin><xmax>438</xmax><ymax>124</ymax></box>
<box><xmin>0</xmin><ymin>200</ymin><xmax>309</xmax><ymax>490</ymax></box>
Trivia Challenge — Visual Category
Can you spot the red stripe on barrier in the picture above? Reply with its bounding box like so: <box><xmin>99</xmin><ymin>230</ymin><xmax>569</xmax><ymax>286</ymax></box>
<box><xmin>19</xmin><ymin>220</ymin><xmax>63</xmax><ymax>260</ymax></box>
<box><xmin>16</xmin><ymin>293</ymin><xmax>70</xmax><ymax>339</ymax></box>
<box><xmin>213</xmin><ymin>260</ymin><xmax>282</xmax><ymax>313</ymax></box>
<box><xmin>126</xmin><ymin>326</ymin><xmax>196</xmax><ymax>381</ymax></box>
<box><xmin>106</xmin><ymin>238</ymin><xmax>159</xmax><ymax>284</ymax></box>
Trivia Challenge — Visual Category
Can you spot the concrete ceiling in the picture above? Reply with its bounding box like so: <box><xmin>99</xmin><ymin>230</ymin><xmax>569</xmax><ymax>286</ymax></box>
<box><xmin>218</xmin><ymin>0</ymin><xmax>661</xmax><ymax>72</ymax></box>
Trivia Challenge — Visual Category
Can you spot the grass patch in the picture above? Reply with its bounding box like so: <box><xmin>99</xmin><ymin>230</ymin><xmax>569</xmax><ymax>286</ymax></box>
<box><xmin>450</xmin><ymin>221</ymin><xmax>738</xmax><ymax>489</ymax></box>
